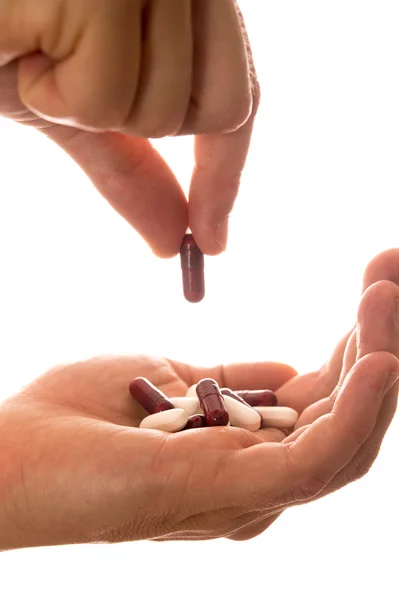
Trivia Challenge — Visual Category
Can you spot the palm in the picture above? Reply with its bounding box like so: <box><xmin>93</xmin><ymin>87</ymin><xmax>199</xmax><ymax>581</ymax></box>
<box><xmin>24</xmin><ymin>354</ymin><xmax>294</xmax><ymax>428</ymax></box>
<box><xmin>0</xmin><ymin>354</ymin><xmax>295</xmax><ymax>548</ymax></box>
<box><xmin>27</xmin><ymin>355</ymin><xmax>189</xmax><ymax>427</ymax></box>
<box><xmin>1</xmin><ymin>250</ymin><xmax>398</xmax><ymax>548</ymax></box>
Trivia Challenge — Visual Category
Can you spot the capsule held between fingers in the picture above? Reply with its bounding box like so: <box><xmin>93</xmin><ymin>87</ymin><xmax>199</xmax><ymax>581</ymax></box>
<box><xmin>234</xmin><ymin>389</ymin><xmax>278</xmax><ymax>407</ymax></box>
<box><xmin>180</xmin><ymin>233</ymin><xmax>205</xmax><ymax>303</ymax></box>
<box><xmin>129</xmin><ymin>377</ymin><xmax>174</xmax><ymax>414</ymax></box>
<box><xmin>196</xmin><ymin>378</ymin><xmax>229</xmax><ymax>427</ymax></box>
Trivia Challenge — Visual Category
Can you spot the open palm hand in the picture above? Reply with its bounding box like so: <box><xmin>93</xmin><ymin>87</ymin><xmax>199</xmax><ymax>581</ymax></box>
<box><xmin>0</xmin><ymin>251</ymin><xmax>398</xmax><ymax>549</ymax></box>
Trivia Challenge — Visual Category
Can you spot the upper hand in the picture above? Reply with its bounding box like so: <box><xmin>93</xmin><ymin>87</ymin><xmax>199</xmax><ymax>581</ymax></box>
<box><xmin>0</xmin><ymin>0</ymin><xmax>259</xmax><ymax>256</ymax></box>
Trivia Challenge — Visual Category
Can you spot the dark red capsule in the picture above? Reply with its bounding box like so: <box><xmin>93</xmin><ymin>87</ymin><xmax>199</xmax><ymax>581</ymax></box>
<box><xmin>129</xmin><ymin>377</ymin><xmax>174</xmax><ymax>414</ymax></box>
<box><xmin>234</xmin><ymin>390</ymin><xmax>278</xmax><ymax>407</ymax></box>
<box><xmin>183</xmin><ymin>414</ymin><xmax>208</xmax><ymax>430</ymax></box>
<box><xmin>220</xmin><ymin>388</ymin><xmax>252</xmax><ymax>408</ymax></box>
<box><xmin>180</xmin><ymin>233</ymin><xmax>205</xmax><ymax>303</ymax></box>
<box><xmin>196</xmin><ymin>379</ymin><xmax>229</xmax><ymax>427</ymax></box>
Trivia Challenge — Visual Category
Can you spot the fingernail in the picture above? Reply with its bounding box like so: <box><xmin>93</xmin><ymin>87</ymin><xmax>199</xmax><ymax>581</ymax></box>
<box><xmin>214</xmin><ymin>218</ymin><xmax>229</xmax><ymax>252</ymax></box>
<box><xmin>382</xmin><ymin>372</ymin><xmax>399</xmax><ymax>397</ymax></box>
<box><xmin>395</xmin><ymin>299</ymin><xmax>399</xmax><ymax>327</ymax></box>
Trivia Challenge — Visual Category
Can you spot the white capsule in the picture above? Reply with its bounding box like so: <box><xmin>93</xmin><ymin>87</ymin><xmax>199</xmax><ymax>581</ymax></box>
<box><xmin>139</xmin><ymin>408</ymin><xmax>188</xmax><ymax>433</ymax></box>
<box><xmin>185</xmin><ymin>384</ymin><xmax>198</xmax><ymax>397</ymax></box>
<box><xmin>222</xmin><ymin>395</ymin><xmax>261</xmax><ymax>432</ymax></box>
<box><xmin>254</xmin><ymin>406</ymin><xmax>298</xmax><ymax>429</ymax></box>
<box><xmin>169</xmin><ymin>397</ymin><xmax>202</xmax><ymax>416</ymax></box>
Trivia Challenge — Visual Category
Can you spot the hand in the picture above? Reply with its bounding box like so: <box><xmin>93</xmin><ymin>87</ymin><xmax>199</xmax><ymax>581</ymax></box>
<box><xmin>228</xmin><ymin>248</ymin><xmax>399</xmax><ymax>541</ymax></box>
<box><xmin>2</xmin><ymin>242</ymin><xmax>399</xmax><ymax>549</ymax></box>
<box><xmin>0</xmin><ymin>1</ymin><xmax>259</xmax><ymax>256</ymax></box>
<box><xmin>0</xmin><ymin>355</ymin><xmax>295</xmax><ymax>550</ymax></box>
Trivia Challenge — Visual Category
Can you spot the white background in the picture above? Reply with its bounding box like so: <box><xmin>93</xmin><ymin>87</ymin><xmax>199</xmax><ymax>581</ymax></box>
<box><xmin>0</xmin><ymin>1</ymin><xmax>398</xmax><ymax>598</ymax></box>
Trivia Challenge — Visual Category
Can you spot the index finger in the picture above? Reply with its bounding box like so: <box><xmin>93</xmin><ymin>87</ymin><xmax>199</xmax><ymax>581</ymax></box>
<box><xmin>188</xmin><ymin>7</ymin><xmax>260</xmax><ymax>255</ymax></box>
<box><xmin>188</xmin><ymin>101</ymin><xmax>258</xmax><ymax>254</ymax></box>
<box><xmin>48</xmin><ymin>128</ymin><xmax>188</xmax><ymax>258</ymax></box>
<box><xmin>222</xmin><ymin>352</ymin><xmax>399</xmax><ymax>511</ymax></box>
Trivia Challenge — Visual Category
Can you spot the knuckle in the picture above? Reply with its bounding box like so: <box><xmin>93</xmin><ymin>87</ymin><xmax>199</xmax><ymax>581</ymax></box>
<box><xmin>228</xmin><ymin>528</ymin><xmax>260</xmax><ymax>542</ymax></box>
<box><xmin>250</xmin><ymin>78</ymin><xmax>261</xmax><ymax>116</ymax></box>
<box><xmin>220</xmin><ymin>90</ymin><xmax>253</xmax><ymax>132</ymax></box>
<box><xmin>128</xmin><ymin>108</ymin><xmax>185</xmax><ymax>139</ymax></box>
<box><xmin>69</xmin><ymin>105</ymin><xmax>125</xmax><ymax>131</ymax></box>
<box><xmin>295</xmin><ymin>472</ymin><xmax>332</xmax><ymax>501</ymax></box>
<box><xmin>353</xmin><ymin>444</ymin><xmax>381</xmax><ymax>480</ymax></box>
<box><xmin>287</xmin><ymin>445</ymin><xmax>332</xmax><ymax>503</ymax></box>
<box><xmin>353</xmin><ymin>422</ymin><xmax>375</xmax><ymax>447</ymax></box>
<box><xmin>194</xmin><ymin>91</ymin><xmax>252</xmax><ymax>135</ymax></box>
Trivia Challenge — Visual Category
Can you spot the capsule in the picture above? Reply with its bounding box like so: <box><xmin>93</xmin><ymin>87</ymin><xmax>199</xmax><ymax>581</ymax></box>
<box><xmin>169</xmin><ymin>396</ymin><xmax>202</xmax><ymax>416</ymax></box>
<box><xmin>234</xmin><ymin>389</ymin><xmax>278</xmax><ymax>407</ymax></box>
<box><xmin>220</xmin><ymin>388</ymin><xmax>252</xmax><ymax>408</ymax></box>
<box><xmin>129</xmin><ymin>377</ymin><xmax>174</xmax><ymax>414</ymax></box>
<box><xmin>196</xmin><ymin>378</ymin><xmax>229</xmax><ymax>427</ymax></box>
<box><xmin>183</xmin><ymin>414</ymin><xmax>208</xmax><ymax>430</ymax></box>
<box><xmin>180</xmin><ymin>233</ymin><xmax>205</xmax><ymax>303</ymax></box>
<box><xmin>140</xmin><ymin>408</ymin><xmax>188</xmax><ymax>432</ymax></box>
<box><xmin>222</xmin><ymin>395</ymin><xmax>261</xmax><ymax>432</ymax></box>
<box><xmin>185</xmin><ymin>384</ymin><xmax>198</xmax><ymax>397</ymax></box>
<box><xmin>254</xmin><ymin>406</ymin><xmax>298</xmax><ymax>429</ymax></box>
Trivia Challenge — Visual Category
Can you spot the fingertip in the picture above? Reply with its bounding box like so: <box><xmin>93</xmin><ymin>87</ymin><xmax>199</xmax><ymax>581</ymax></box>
<box><xmin>150</xmin><ymin>236</ymin><xmax>185</xmax><ymax>259</ymax></box>
<box><xmin>362</xmin><ymin>248</ymin><xmax>399</xmax><ymax>291</ymax></box>
<box><xmin>358</xmin><ymin>279</ymin><xmax>398</xmax><ymax>318</ymax></box>
<box><xmin>189</xmin><ymin>131</ymin><xmax>246</xmax><ymax>255</ymax></box>
<box><xmin>279</xmin><ymin>363</ymin><xmax>299</xmax><ymax>382</ymax></box>
<box><xmin>190</xmin><ymin>222</ymin><xmax>228</xmax><ymax>256</ymax></box>
<box><xmin>356</xmin><ymin>281</ymin><xmax>399</xmax><ymax>359</ymax></box>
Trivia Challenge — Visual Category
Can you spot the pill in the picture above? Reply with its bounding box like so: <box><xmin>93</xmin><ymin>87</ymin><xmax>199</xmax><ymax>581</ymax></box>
<box><xmin>183</xmin><ymin>414</ymin><xmax>208</xmax><ymax>430</ymax></box>
<box><xmin>169</xmin><ymin>397</ymin><xmax>202</xmax><ymax>416</ymax></box>
<box><xmin>222</xmin><ymin>395</ymin><xmax>261</xmax><ymax>432</ymax></box>
<box><xmin>220</xmin><ymin>388</ymin><xmax>252</xmax><ymax>408</ymax></box>
<box><xmin>196</xmin><ymin>378</ymin><xmax>229</xmax><ymax>427</ymax></box>
<box><xmin>180</xmin><ymin>233</ymin><xmax>205</xmax><ymax>303</ymax></box>
<box><xmin>254</xmin><ymin>406</ymin><xmax>298</xmax><ymax>429</ymax></box>
<box><xmin>140</xmin><ymin>408</ymin><xmax>188</xmax><ymax>432</ymax></box>
<box><xmin>129</xmin><ymin>377</ymin><xmax>174</xmax><ymax>414</ymax></box>
<box><xmin>185</xmin><ymin>384</ymin><xmax>199</xmax><ymax>397</ymax></box>
<box><xmin>234</xmin><ymin>390</ymin><xmax>278</xmax><ymax>407</ymax></box>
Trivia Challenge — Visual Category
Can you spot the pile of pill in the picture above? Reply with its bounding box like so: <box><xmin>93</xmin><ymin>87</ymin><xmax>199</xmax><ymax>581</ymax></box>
<box><xmin>129</xmin><ymin>377</ymin><xmax>298</xmax><ymax>433</ymax></box>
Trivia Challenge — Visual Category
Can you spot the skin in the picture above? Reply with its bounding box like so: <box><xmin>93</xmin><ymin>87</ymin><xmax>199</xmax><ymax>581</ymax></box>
<box><xmin>0</xmin><ymin>249</ymin><xmax>398</xmax><ymax>550</ymax></box>
<box><xmin>0</xmin><ymin>0</ymin><xmax>259</xmax><ymax>256</ymax></box>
